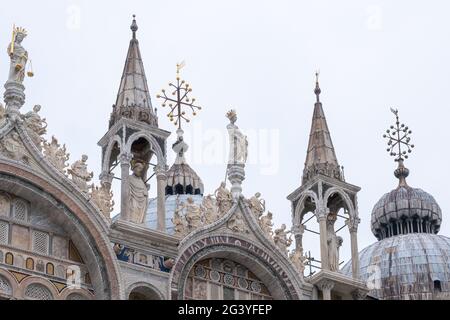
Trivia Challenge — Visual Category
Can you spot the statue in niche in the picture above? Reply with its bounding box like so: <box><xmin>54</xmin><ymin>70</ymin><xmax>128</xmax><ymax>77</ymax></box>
<box><xmin>43</xmin><ymin>136</ymin><xmax>69</xmax><ymax>173</ymax></box>
<box><xmin>68</xmin><ymin>155</ymin><xmax>93</xmax><ymax>193</ymax></box>
<box><xmin>214</xmin><ymin>182</ymin><xmax>232</xmax><ymax>215</ymax></box>
<box><xmin>273</xmin><ymin>224</ymin><xmax>292</xmax><ymax>255</ymax></box>
<box><xmin>7</xmin><ymin>26</ymin><xmax>28</xmax><ymax>83</ymax></box>
<box><xmin>22</xmin><ymin>105</ymin><xmax>47</xmax><ymax>149</ymax></box>
<box><xmin>248</xmin><ymin>192</ymin><xmax>265</xmax><ymax>218</ymax></box>
<box><xmin>183</xmin><ymin>197</ymin><xmax>202</xmax><ymax>231</ymax></box>
<box><xmin>327</xmin><ymin>213</ymin><xmax>343</xmax><ymax>271</ymax></box>
<box><xmin>226</xmin><ymin>109</ymin><xmax>248</xmax><ymax>165</ymax></box>
<box><xmin>0</xmin><ymin>132</ymin><xmax>28</xmax><ymax>163</ymax></box>
<box><xmin>259</xmin><ymin>211</ymin><xmax>274</xmax><ymax>237</ymax></box>
<box><xmin>201</xmin><ymin>195</ymin><xmax>220</xmax><ymax>224</ymax></box>
<box><xmin>172</xmin><ymin>201</ymin><xmax>187</xmax><ymax>237</ymax></box>
<box><xmin>128</xmin><ymin>159</ymin><xmax>148</xmax><ymax>224</ymax></box>
<box><xmin>90</xmin><ymin>182</ymin><xmax>114</xmax><ymax>219</ymax></box>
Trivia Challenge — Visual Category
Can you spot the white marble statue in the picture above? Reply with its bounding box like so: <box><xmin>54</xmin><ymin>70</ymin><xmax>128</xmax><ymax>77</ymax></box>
<box><xmin>273</xmin><ymin>224</ymin><xmax>292</xmax><ymax>255</ymax></box>
<box><xmin>202</xmin><ymin>195</ymin><xmax>220</xmax><ymax>224</ymax></box>
<box><xmin>289</xmin><ymin>247</ymin><xmax>307</xmax><ymax>275</ymax></box>
<box><xmin>327</xmin><ymin>214</ymin><xmax>343</xmax><ymax>271</ymax></box>
<box><xmin>7</xmin><ymin>27</ymin><xmax>28</xmax><ymax>83</ymax></box>
<box><xmin>248</xmin><ymin>192</ymin><xmax>265</xmax><ymax>218</ymax></box>
<box><xmin>68</xmin><ymin>155</ymin><xmax>93</xmax><ymax>193</ymax></box>
<box><xmin>90</xmin><ymin>183</ymin><xmax>114</xmax><ymax>219</ymax></box>
<box><xmin>214</xmin><ymin>182</ymin><xmax>232</xmax><ymax>215</ymax></box>
<box><xmin>226</xmin><ymin>109</ymin><xmax>248</xmax><ymax>165</ymax></box>
<box><xmin>184</xmin><ymin>197</ymin><xmax>202</xmax><ymax>231</ymax></box>
<box><xmin>22</xmin><ymin>105</ymin><xmax>47</xmax><ymax>149</ymax></box>
<box><xmin>172</xmin><ymin>202</ymin><xmax>187</xmax><ymax>237</ymax></box>
<box><xmin>43</xmin><ymin>136</ymin><xmax>70</xmax><ymax>173</ymax></box>
<box><xmin>259</xmin><ymin>211</ymin><xmax>274</xmax><ymax>237</ymax></box>
<box><xmin>128</xmin><ymin>160</ymin><xmax>148</xmax><ymax>224</ymax></box>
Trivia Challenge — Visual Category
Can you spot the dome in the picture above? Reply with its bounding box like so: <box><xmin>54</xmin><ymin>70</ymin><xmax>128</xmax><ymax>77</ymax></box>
<box><xmin>371</xmin><ymin>160</ymin><xmax>441</xmax><ymax>240</ymax></box>
<box><xmin>342</xmin><ymin>233</ymin><xmax>450</xmax><ymax>300</ymax></box>
<box><xmin>166</xmin><ymin>163</ymin><xmax>204</xmax><ymax>195</ymax></box>
<box><xmin>371</xmin><ymin>186</ymin><xmax>442</xmax><ymax>239</ymax></box>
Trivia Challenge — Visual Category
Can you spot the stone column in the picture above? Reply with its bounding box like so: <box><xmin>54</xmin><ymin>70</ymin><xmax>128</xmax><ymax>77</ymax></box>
<box><xmin>347</xmin><ymin>217</ymin><xmax>360</xmax><ymax>279</ymax></box>
<box><xmin>155</xmin><ymin>165</ymin><xmax>167</xmax><ymax>232</ymax></box>
<box><xmin>317</xmin><ymin>207</ymin><xmax>329</xmax><ymax>270</ymax></box>
<box><xmin>227</xmin><ymin>164</ymin><xmax>245</xmax><ymax>200</ymax></box>
<box><xmin>4</xmin><ymin>81</ymin><xmax>25</xmax><ymax>121</ymax></box>
<box><xmin>319</xmin><ymin>280</ymin><xmax>334</xmax><ymax>300</ymax></box>
<box><xmin>293</xmin><ymin>224</ymin><xmax>306</xmax><ymax>251</ymax></box>
<box><xmin>120</xmin><ymin>153</ymin><xmax>132</xmax><ymax>221</ymax></box>
<box><xmin>99</xmin><ymin>172</ymin><xmax>114</xmax><ymax>190</ymax></box>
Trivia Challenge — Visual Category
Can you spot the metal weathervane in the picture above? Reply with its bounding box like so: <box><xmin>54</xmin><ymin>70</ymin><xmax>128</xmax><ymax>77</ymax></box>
<box><xmin>156</xmin><ymin>62</ymin><xmax>202</xmax><ymax>129</ymax></box>
<box><xmin>383</xmin><ymin>108</ymin><xmax>414</xmax><ymax>162</ymax></box>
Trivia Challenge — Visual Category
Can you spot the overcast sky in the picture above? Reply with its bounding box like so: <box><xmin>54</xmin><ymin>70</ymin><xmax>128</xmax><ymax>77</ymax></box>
<box><xmin>1</xmin><ymin>0</ymin><xmax>449</xmax><ymax>265</ymax></box>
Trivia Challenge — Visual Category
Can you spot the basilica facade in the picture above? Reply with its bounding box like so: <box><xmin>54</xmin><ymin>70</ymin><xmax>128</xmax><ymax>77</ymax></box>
<box><xmin>0</xmin><ymin>17</ymin><xmax>448</xmax><ymax>300</ymax></box>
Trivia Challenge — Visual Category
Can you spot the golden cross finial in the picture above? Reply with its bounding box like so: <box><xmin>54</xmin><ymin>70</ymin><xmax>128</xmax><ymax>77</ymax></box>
<box><xmin>156</xmin><ymin>62</ymin><xmax>202</xmax><ymax>129</ymax></box>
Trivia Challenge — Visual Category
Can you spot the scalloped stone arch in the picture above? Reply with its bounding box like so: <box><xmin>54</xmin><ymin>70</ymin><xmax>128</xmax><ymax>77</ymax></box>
<box><xmin>0</xmin><ymin>163</ymin><xmax>123</xmax><ymax>299</ymax></box>
<box><xmin>294</xmin><ymin>190</ymin><xmax>319</xmax><ymax>225</ymax></box>
<box><xmin>0</xmin><ymin>269</ymin><xmax>18</xmax><ymax>298</ymax></box>
<box><xmin>125</xmin><ymin>132</ymin><xmax>165</xmax><ymax>165</ymax></box>
<box><xmin>126</xmin><ymin>281</ymin><xmax>165</xmax><ymax>300</ymax></box>
<box><xmin>60</xmin><ymin>287</ymin><xmax>95</xmax><ymax>300</ymax></box>
<box><xmin>102</xmin><ymin>135</ymin><xmax>122</xmax><ymax>173</ymax></box>
<box><xmin>323</xmin><ymin>187</ymin><xmax>356</xmax><ymax>218</ymax></box>
<box><xmin>170</xmin><ymin>235</ymin><xmax>302</xmax><ymax>300</ymax></box>
<box><xmin>17</xmin><ymin>276</ymin><xmax>60</xmax><ymax>300</ymax></box>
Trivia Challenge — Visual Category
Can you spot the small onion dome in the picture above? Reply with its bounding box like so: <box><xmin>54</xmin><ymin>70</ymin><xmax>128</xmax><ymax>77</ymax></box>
<box><xmin>165</xmin><ymin>128</ymin><xmax>204</xmax><ymax>196</ymax></box>
<box><xmin>371</xmin><ymin>160</ymin><xmax>441</xmax><ymax>240</ymax></box>
<box><xmin>342</xmin><ymin>233</ymin><xmax>450</xmax><ymax>300</ymax></box>
<box><xmin>165</xmin><ymin>163</ymin><xmax>204</xmax><ymax>195</ymax></box>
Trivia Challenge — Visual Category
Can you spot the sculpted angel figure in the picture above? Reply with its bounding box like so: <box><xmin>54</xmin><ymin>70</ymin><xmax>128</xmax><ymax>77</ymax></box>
<box><xmin>201</xmin><ymin>195</ymin><xmax>220</xmax><ymax>224</ymax></box>
<box><xmin>227</xmin><ymin>212</ymin><xmax>247</xmax><ymax>233</ymax></box>
<box><xmin>22</xmin><ymin>105</ymin><xmax>47</xmax><ymax>148</ymax></box>
<box><xmin>259</xmin><ymin>211</ymin><xmax>274</xmax><ymax>237</ymax></box>
<box><xmin>172</xmin><ymin>202</ymin><xmax>187</xmax><ymax>237</ymax></box>
<box><xmin>183</xmin><ymin>197</ymin><xmax>202</xmax><ymax>231</ymax></box>
<box><xmin>214</xmin><ymin>182</ymin><xmax>232</xmax><ymax>215</ymax></box>
<box><xmin>128</xmin><ymin>159</ymin><xmax>148</xmax><ymax>224</ymax></box>
<box><xmin>273</xmin><ymin>224</ymin><xmax>293</xmax><ymax>255</ymax></box>
<box><xmin>7</xmin><ymin>27</ymin><xmax>28</xmax><ymax>83</ymax></box>
<box><xmin>248</xmin><ymin>192</ymin><xmax>265</xmax><ymax>218</ymax></box>
<box><xmin>68</xmin><ymin>155</ymin><xmax>93</xmax><ymax>193</ymax></box>
<box><xmin>289</xmin><ymin>247</ymin><xmax>307</xmax><ymax>275</ymax></box>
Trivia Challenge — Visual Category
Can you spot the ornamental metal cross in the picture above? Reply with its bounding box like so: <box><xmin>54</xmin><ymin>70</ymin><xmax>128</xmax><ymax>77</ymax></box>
<box><xmin>156</xmin><ymin>62</ymin><xmax>202</xmax><ymax>129</ymax></box>
<box><xmin>383</xmin><ymin>108</ymin><xmax>414</xmax><ymax>162</ymax></box>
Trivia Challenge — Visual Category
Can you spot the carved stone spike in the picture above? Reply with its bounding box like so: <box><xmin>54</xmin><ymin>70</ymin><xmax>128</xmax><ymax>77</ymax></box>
<box><xmin>184</xmin><ymin>197</ymin><xmax>202</xmax><ymax>231</ymax></box>
<box><xmin>43</xmin><ymin>136</ymin><xmax>69</xmax><ymax>174</ymax></box>
<box><xmin>90</xmin><ymin>183</ymin><xmax>114</xmax><ymax>219</ymax></box>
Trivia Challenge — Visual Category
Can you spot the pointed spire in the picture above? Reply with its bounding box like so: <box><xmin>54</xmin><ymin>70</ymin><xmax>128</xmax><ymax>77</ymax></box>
<box><xmin>109</xmin><ymin>15</ymin><xmax>158</xmax><ymax>128</ymax></box>
<box><xmin>302</xmin><ymin>73</ymin><xmax>342</xmax><ymax>184</ymax></box>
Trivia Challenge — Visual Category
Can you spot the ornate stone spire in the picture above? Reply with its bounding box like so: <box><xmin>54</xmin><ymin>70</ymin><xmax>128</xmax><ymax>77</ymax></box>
<box><xmin>109</xmin><ymin>15</ymin><xmax>157</xmax><ymax>128</ymax></box>
<box><xmin>302</xmin><ymin>73</ymin><xmax>342</xmax><ymax>184</ymax></box>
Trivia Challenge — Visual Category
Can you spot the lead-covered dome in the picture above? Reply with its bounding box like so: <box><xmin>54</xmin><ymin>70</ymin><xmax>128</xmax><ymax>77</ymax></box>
<box><xmin>371</xmin><ymin>160</ymin><xmax>441</xmax><ymax>240</ymax></box>
<box><xmin>342</xmin><ymin>233</ymin><xmax>450</xmax><ymax>300</ymax></box>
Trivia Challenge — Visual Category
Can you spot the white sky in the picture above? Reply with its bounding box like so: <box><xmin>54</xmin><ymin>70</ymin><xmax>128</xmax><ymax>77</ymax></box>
<box><xmin>1</xmin><ymin>0</ymin><xmax>449</xmax><ymax>266</ymax></box>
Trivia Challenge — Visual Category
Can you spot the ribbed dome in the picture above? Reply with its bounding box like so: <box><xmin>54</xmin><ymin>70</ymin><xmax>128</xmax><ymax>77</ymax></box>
<box><xmin>166</xmin><ymin>163</ymin><xmax>204</xmax><ymax>195</ymax></box>
<box><xmin>371</xmin><ymin>186</ymin><xmax>442</xmax><ymax>240</ymax></box>
<box><xmin>342</xmin><ymin>234</ymin><xmax>450</xmax><ymax>300</ymax></box>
